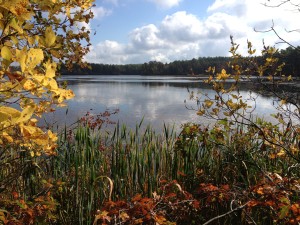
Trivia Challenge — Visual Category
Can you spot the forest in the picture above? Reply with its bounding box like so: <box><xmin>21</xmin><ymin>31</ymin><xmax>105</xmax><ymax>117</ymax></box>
<box><xmin>62</xmin><ymin>46</ymin><xmax>300</xmax><ymax>76</ymax></box>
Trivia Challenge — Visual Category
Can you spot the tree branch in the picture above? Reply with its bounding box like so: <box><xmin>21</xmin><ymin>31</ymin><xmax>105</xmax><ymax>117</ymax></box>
<box><xmin>202</xmin><ymin>202</ymin><xmax>249</xmax><ymax>225</ymax></box>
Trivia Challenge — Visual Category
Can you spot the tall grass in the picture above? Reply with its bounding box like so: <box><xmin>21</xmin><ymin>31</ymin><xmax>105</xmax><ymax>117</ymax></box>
<box><xmin>49</xmin><ymin>118</ymin><xmax>297</xmax><ymax>223</ymax></box>
<box><xmin>1</xmin><ymin>117</ymin><xmax>299</xmax><ymax>224</ymax></box>
<box><xmin>50</xmin><ymin>121</ymin><xmax>182</xmax><ymax>224</ymax></box>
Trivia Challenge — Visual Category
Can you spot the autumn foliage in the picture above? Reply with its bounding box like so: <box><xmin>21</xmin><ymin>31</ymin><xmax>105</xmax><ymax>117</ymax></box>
<box><xmin>0</xmin><ymin>0</ymin><xmax>94</xmax><ymax>224</ymax></box>
<box><xmin>0</xmin><ymin>0</ymin><xmax>93</xmax><ymax>154</ymax></box>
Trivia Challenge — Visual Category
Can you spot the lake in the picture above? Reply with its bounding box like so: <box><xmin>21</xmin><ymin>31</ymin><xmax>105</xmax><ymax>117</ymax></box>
<box><xmin>43</xmin><ymin>75</ymin><xmax>280</xmax><ymax>132</ymax></box>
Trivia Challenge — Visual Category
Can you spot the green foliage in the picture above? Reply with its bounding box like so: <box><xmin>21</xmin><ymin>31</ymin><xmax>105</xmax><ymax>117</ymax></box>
<box><xmin>61</xmin><ymin>57</ymin><xmax>233</xmax><ymax>75</ymax></box>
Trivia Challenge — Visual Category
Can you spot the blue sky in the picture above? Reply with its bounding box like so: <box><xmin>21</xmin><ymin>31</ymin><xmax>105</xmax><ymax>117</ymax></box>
<box><xmin>84</xmin><ymin>0</ymin><xmax>300</xmax><ymax>64</ymax></box>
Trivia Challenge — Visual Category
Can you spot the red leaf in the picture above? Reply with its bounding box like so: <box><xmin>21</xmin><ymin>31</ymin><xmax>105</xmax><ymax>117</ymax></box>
<box><xmin>12</xmin><ymin>191</ymin><xmax>19</xmax><ymax>199</ymax></box>
<box><xmin>221</xmin><ymin>184</ymin><xmax>230</xmax><ymax>191</ymax></box>
<box><xmin>132</xmin><ymin>194</ymin><xmax>142</xmax><ymax>202</ymax></box>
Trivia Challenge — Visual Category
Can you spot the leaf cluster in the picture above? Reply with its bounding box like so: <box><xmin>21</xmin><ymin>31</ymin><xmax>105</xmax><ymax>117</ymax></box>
<box><xmin>0</xmin><ymin>0</ymin><xmax>94</xmax><ymax>154</ymax></box>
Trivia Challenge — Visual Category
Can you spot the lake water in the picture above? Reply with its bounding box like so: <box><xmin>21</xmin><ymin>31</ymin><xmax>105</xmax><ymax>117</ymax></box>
<box><xmin>43</xmin><ymin>75</ymin><xmax>280</xmax><ymax>132</ymax></box>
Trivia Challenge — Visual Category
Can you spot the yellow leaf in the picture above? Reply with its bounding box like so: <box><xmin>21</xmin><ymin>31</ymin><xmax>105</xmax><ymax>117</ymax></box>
<box><xmin>20</xmin><ymin>125</ymin><xmax>49</xmax><ymax>149</ymax></box>
<box><xmin>119</xmin><ymin>212</ymin><xmax>130</xmax><ymax>222</ymax></box>
<box><xmin>48</xmin><ymin>78</ymin><xmax>58</xmax><ymax>90</ymax></box>
<box><xmin>2</xmin><ymin>132</ymin><xmax>13</xmax><ymax>143</ymax></box>
<box><xmin>1</xmin><ymin>46</ymin><xmax>12</xmax><ymax>61</ymax></box>
<box><xmin>197</xmin><ymin>109</ymin><xmax>205</xmax><ymax>116</ymax></box>
<box><xmin>266</xmin><ymin>57</ymin><xmax>272</xmax><ymax>62</ymax></box>
<box><xmin>44</xmin><ymin>61</ymin><xmax>56</xmax><ymax>78</ymax></box>
<box><xmin>27</xmin><ymin>48</ymin><xmax>44</xmax><ymax>68</ymax></box>
<box><xmin>23</xmin><ymin>79</ymin><xmax>36</xmax><ymax>90</ymax></box>
<box><xmin>277</xmin><ymin>149</ymin><xmax>286</xmax><ymax>157</ymax></box>
<box><xmin>34</xmin><ymin>75</ymin><xmax>44</xmax><ymax>83</ymax></box>
<box><xmin>0</xmin><ymin>0</ymin><xmax>93</xmax><ymax>155</ymax></box>
<box><xmin>21</xmin><ymin>125</ymin><xmax>37</xmax><ymax>135</ymax></box>
<box><xmin>9</xmin><ymin>18</ymin><xmax>23</xmax><ymax>34</ymax></box>
<box><xmin>50</xmin><ymin>49</ymin><xmax>61</xmax><ymax>59</ymax></box>
<box><xmin>15</xmin><ymin>47</ymin><xmax>27</xmax><ymax>72</ymax></box>
<box><xmin>216</xmin><ymin>69</ymin><xmax>230</xmax><ymax>80</ymax></box>
<box><xmin>204</xmin><ymin>99</ymin><xmax>213</xmax><ymax>108</ymax></box>
<box><xmin>3</xmin><ymin>0</ymin><xmax>32</xmax><ymax>20</ymax></box>
<box><xmin>66</xmin><ymin>6</ymin><xmax>71</xmax><ymax>18</ymax></box>
<box><xmin>48</xmin><ymin>130</ymin><xmax>58</xmax><ymax>142</ymax></box>
<box><xmin>45</xmin><ymin>26</ymin><xmax>56</xmax><ymax>47</ymax></box>
<box><xmin>60</xmin><ymin>89</ymin><xmax>75</xmax><ymax>101</ymax></box>
<box><xmin>155</xmin><ymin>215</ymin><xmax>167</xmax><ymax>224</ymax></box>
<box><xmin>231</xmin><ymin>94</ymin><xmax>238</xmax><ymax>99</ymax></box>
<box><xmin>27</xmin><ymin>36</ymin><xmax>36</xmax><ymax>46</ymax></box>
<box><xmin>81</xmin><ymin>0</ymin><xmax>94</xmax><ymax>9</ymax></box>
<box><xmin>227</xmin><ymin>99</ymin><xmax>237</xmax><ymax>110</ymax></box>
<box><xmin>14</xmin><ymin>105</ymin><xmax>35</xmax><ymax>123</ymax></box>
<box><xmin>11</xmin><ymin>36</ymin><xmax>19</xmax><ymax>45</ymax></box>
<box><xmin>0</xmin><ymin>106</ymin><xmax>21</xmax><ymax>123</ymax></box>
<box><xmin>0</xmin><ymin>21</ymin><xmax>4</xmax><ymax>30</ymax></box>
<box><xmin>23</xmin><ymin>23</ymin><xmax>34</xmax><ymax>30</ymax></box>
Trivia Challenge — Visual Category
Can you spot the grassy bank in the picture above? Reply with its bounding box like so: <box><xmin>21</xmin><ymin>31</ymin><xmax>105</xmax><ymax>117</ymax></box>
<box><xmin>1</xmin><ymin>114</ymin><xmax>300</xmax><ymax>224</ymax></box>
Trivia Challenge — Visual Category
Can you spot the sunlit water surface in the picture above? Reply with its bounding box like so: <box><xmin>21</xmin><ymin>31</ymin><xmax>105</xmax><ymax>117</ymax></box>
<box><xmin>42</xmin><ymin>75</ymin><xmax>281</xmax><ymax>132</ymax></box>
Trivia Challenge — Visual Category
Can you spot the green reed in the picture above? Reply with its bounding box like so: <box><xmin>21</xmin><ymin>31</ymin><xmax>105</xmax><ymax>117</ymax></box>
<box><xmin>2</xmin><ymin>117</ymin><xmax>299</xmax><ymax>224</ymax></box>
<box><xmin>48</xmin><ymin>120</ymin><xmax>214</xmax><ymax>224</ymax></box>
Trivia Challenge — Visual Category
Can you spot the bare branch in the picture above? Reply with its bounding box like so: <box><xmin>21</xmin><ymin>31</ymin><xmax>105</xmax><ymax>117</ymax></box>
<box><xmin>261</xmin><ymin>0</ymin><xmax>300</xmax><ymax>9</ymax></box>
<box><xmin>254</xmin><ymin>20</ymin><xmax>297</xmax><ymax>49</ymax></box>
<box><xmin>261</xmin><ymin>0</ymin><xmax>291</xmax><ymax>8</ymax></box>
<box><xmin>202</xmin><ymin>202</ymin><xmax>249</xmax><ymax>225</ymax></box>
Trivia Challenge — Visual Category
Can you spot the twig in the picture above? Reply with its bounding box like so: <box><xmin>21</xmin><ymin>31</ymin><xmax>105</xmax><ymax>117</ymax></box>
<box><xmin>254</xmin><ymin>20</ymin><xmax>297</xmax><ymax>49</ymax></box>
<box><xmin>202</xmin><ymin>202</ymin><xmax>249</xmax><ymax>225</ymax></box>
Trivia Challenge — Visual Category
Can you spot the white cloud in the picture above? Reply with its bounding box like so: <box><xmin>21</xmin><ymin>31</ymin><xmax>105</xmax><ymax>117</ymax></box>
<box><xmin>85</xmin><ymin>40</ymin><xmax>129</xmax><ymax>64</ymax></box>
<box><xmin>92</xmin><ymin>6</ymin><xmax>112</xmax><ymax>19</ymax></box>
<box><xmin>147</xmin><ymin>0</ymin><xmax>182</xmax><ymax>9</ymax></box>
<box><xmin>159</xmin><ymin>11</ymin><xmax>204</xmax><ymax>42</ymax></box>
<box><xmin>129</xmin><ymin>24</ymin><xmax>166</xmax><ymax>49</ymax></box>
<box><xmin>85</xmin><ymin>0</ymin><xmax>300</xmax><ymax>64</ymax></box>
<box><xmin>208</xmin><ymin>0</ymin><xmax>247</xmax><ymax>16</ymax></box>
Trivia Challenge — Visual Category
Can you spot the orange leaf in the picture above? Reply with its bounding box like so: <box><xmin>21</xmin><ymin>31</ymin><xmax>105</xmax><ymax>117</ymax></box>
<box><xmin>256</xmin><ymin>187</ymin><xmax>264</xmax><ymax>195</ymax></box>
<box><xmin>132</xmin><ymin>194</ymin><xmax>142</xmax><ymax>202</ymax></box>
<box><xmin>221</xmin><ymin>184</ymin><xmax>230</xmax><ymax>191</ymax></box>
<box><xmin>12</xmin><ymin>191</ymin><xmax>19</xmax><ymax>199</ymax></box>
<box><xmin>155</xmin><ymin>215</ymin><xmax>167</xmax><ymax>224</ymax></box>
<box><xmin>134</xmin><ymin>218</ymin><xmax>143</xmax><ymax>224</ymax></box>
<box><xmin>291</xmin><ymin>204</ymin><xmax>300</xmax><ymax>215</ymax></box>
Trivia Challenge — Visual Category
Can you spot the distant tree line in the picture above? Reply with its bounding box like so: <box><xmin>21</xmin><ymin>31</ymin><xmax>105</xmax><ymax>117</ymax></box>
<box><xmin>277</xmin><ymin>46</ymin><xmax>300</xmax><ymax>76</ymax></box>
<box><xmin>60</xmin><ymin>56</ymin><xmax>230</xmax><ymax>76</ymax></box>
<box><xmin>61</xmin><ymin>46</ymin><xmax>300</xmax><ymax>77</ymax></box>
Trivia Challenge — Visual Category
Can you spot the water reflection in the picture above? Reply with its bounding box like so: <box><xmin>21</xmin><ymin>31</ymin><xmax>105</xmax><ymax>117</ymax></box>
<box><xmin>43</xmin><ymin>75</ymin><xmax>280</xmax><ymax>132</ymax></box>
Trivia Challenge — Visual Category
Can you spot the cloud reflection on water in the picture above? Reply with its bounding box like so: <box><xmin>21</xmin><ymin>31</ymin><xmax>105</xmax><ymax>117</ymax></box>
<box><xmin>43</xmin><ymin>75</ymin><xmax>279</xmax><ymax>132</ymax></box>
